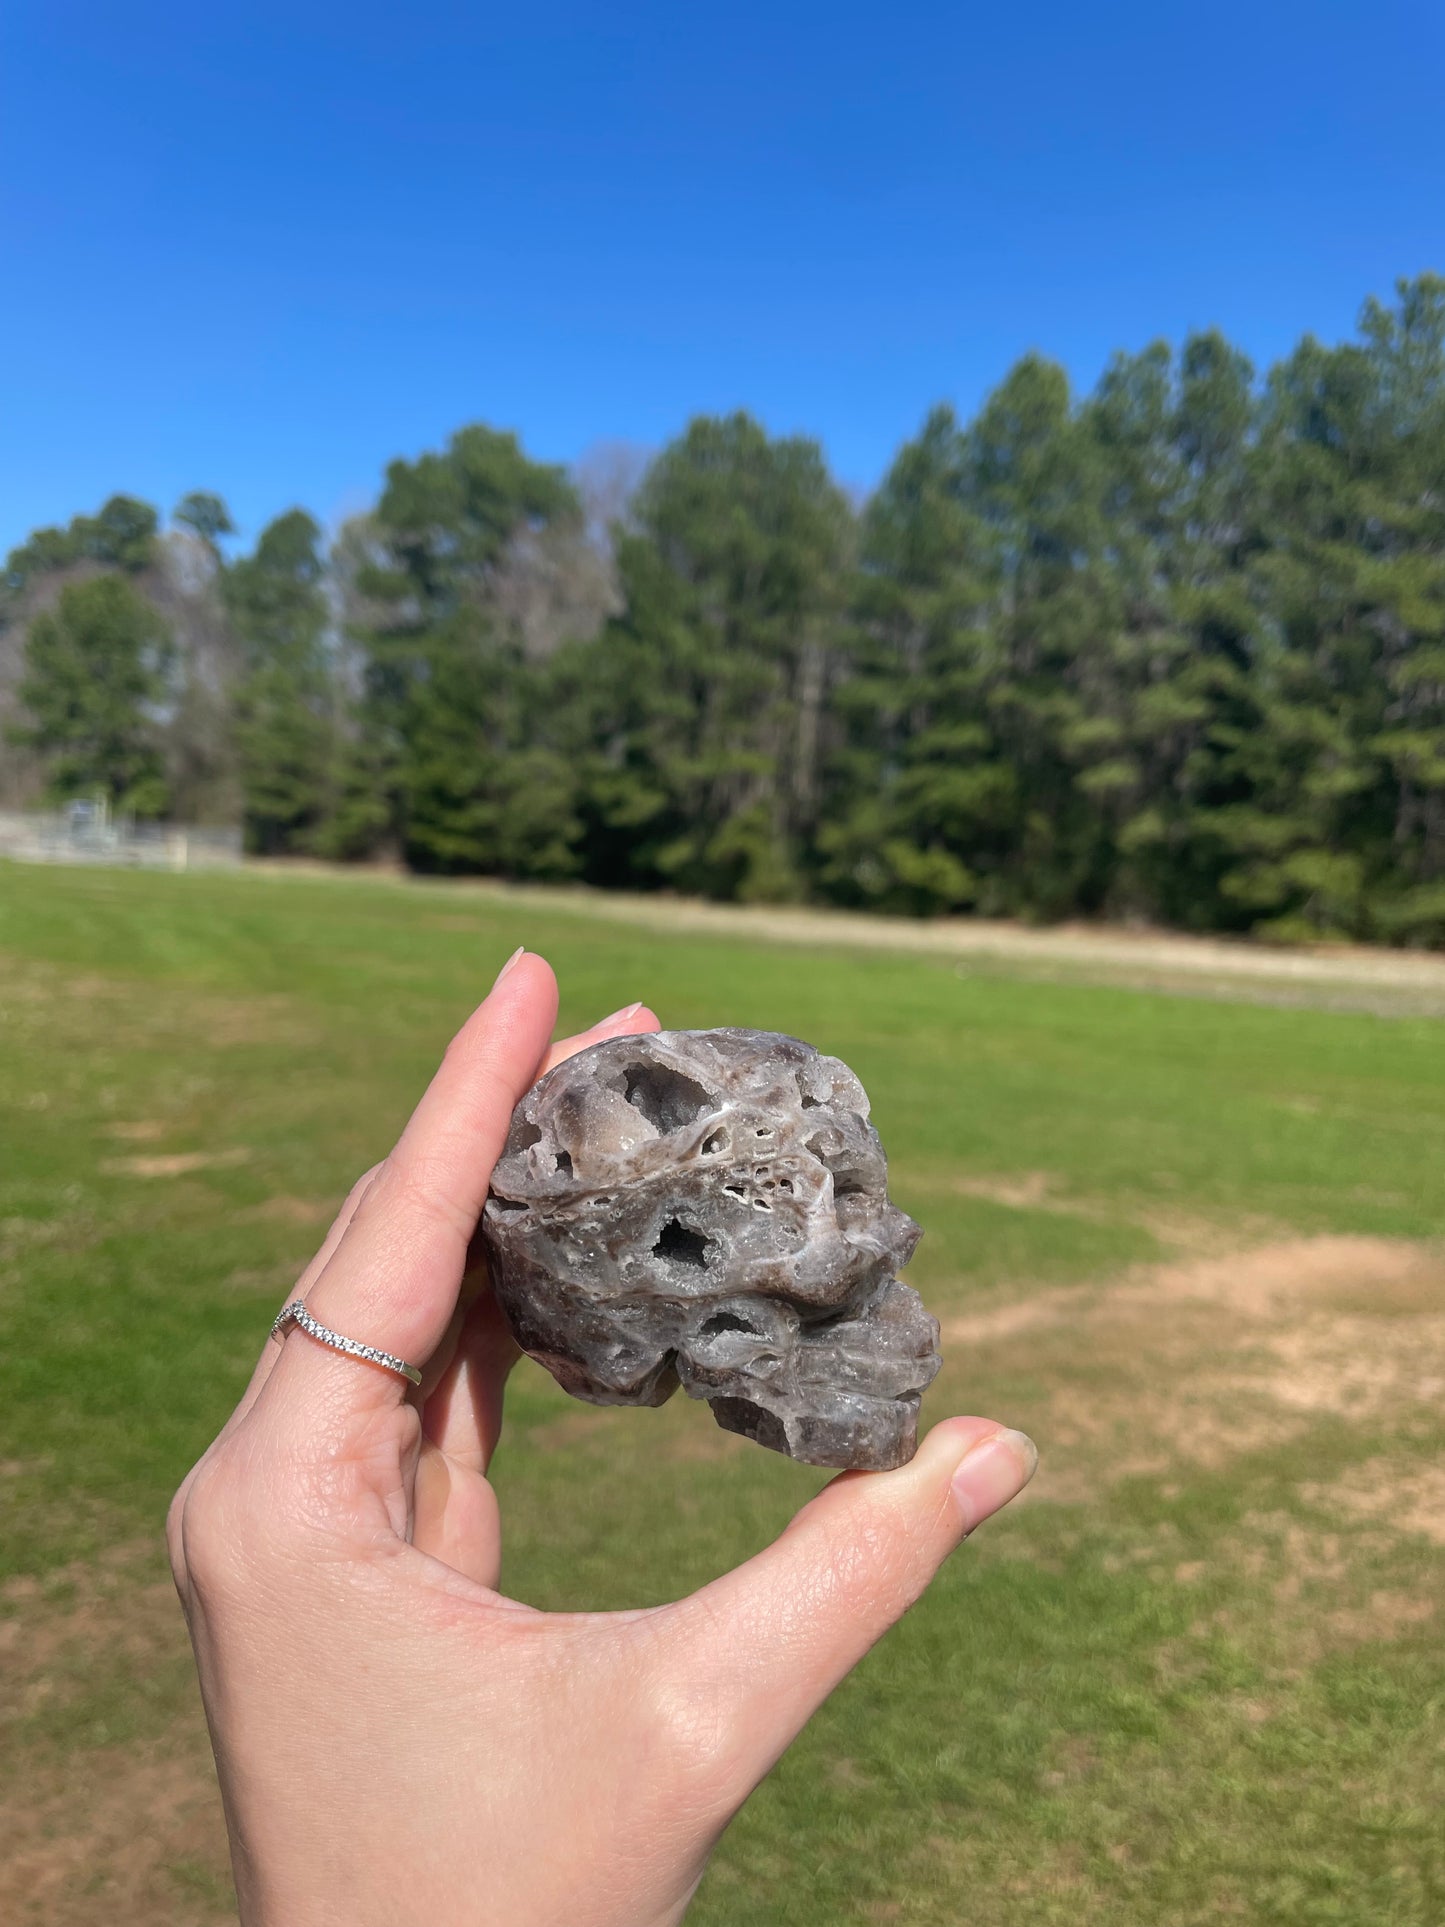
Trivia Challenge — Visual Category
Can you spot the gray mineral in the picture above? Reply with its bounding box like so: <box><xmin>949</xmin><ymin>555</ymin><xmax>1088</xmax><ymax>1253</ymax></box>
<box><xmin>482</xmin><ymin>1027</ymin><xmax>941</xmax><ymax>1470</ymax></box>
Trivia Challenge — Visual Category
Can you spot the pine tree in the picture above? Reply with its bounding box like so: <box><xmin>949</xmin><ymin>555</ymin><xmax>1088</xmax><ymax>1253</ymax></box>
<box><xmin>223</xmin><ymin>510</ymin><xmax>335</xmax><ymax>855</ymax></box>
<box><xmin>12</xmin><ymin>575</ymin><xmax>172</xmax><ymax>814</ymax></box>
<box><xmin>587</xmin><ymin>414</ymin><xmax>853</xmax><ymax>901</ymax></box>
<box><xmin>353</xmin><ymin>425</ymin><xmax>584</xmax><ymax>873</ymax></box>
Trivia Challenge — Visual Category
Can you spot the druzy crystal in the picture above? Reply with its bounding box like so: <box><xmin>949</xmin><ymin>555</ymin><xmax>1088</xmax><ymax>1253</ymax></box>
<box><xmin>482</xmin><ymin>1028</ymin><xmax>941</xmax><ymax>1470</ymax></box>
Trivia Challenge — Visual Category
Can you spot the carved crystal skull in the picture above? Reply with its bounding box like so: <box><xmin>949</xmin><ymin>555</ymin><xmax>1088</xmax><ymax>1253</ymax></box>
<box><xmin>482</xmin><ymin>1028</ymin><xmax>941</xmax><ymax>1470</ymax></box>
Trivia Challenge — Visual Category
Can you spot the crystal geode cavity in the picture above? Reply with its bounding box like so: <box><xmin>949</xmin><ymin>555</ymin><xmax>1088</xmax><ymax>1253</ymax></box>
<box><xmin>482</xmin><ymin>1028</ymin><xmax>941</xmax><ymax>1470</ymax></box>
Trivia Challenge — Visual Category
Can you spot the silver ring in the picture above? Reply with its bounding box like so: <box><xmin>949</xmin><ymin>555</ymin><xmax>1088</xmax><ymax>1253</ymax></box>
<box><xmin>271</xmin><ymin>1299</ymin><xmax>423</xmax><ymax>1386</ymax></box>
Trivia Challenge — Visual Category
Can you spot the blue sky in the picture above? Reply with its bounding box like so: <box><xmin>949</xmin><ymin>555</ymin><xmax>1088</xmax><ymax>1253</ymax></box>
<box><xmin>2</xmin><ymin>0</ymin><xmax>1442</xmax><ymax>552</ymax></box>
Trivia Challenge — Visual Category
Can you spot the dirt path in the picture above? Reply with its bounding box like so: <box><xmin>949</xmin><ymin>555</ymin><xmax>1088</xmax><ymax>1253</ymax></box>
<box><xmin>943</xmin><ymin>1232</ymin><xmax>1445</xmax><ymax>1500</ymax></box>
<box><xmin>247</xmin><ymin>862</ymin><xmax>1445</xmax><ymax>1015</ymax></box>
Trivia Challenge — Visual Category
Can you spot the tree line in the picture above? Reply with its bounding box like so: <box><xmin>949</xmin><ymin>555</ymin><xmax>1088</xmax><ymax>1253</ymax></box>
<box><xmin>3</xmin><ymin>275</ymin><xmax>1444</xmax><ymax>945</ymax></box>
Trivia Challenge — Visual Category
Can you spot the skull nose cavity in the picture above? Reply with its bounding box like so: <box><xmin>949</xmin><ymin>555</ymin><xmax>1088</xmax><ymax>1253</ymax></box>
<box><xmin>698</xmin><ymin>1310</ymin><xmax>761</xmax><ymax>1338</ymax></box>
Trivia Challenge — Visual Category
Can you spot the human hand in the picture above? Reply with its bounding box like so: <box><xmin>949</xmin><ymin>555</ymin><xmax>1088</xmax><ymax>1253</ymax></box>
<box><xmin>168</xmin><ymin>953</ymin><xmax>1037</xmax><ymax>1927</ymax></box>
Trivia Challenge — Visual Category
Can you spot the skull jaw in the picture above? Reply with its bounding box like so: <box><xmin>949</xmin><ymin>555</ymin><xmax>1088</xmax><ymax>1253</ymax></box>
<box><xmin>705</xmin><ymin>1388</ymin><xmax>927</xmax><ymax>1472</ymax></box>
<box><xmin>491</xmin><ymin>1241</ymin><xmax>943</xmax><ymax>1470</ymax></box>
<box><xmin>673</xmin><ymin>1276</ymin><xmax>943</xmax><ymax>1471</ymax></box>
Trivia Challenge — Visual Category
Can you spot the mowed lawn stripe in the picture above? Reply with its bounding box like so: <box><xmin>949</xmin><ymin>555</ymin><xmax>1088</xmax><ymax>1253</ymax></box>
<box><xmin>0</xmin><ymin>861</ymin><xmax>1441</xmax><ymax>1925</ymax></box>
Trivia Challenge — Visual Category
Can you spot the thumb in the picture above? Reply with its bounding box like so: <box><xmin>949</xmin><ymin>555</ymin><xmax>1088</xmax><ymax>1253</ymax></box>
<box><xmin>671</xmin><ymin>1416</ymin><xmax>1037</xmax><ymax>1792</ymax></box>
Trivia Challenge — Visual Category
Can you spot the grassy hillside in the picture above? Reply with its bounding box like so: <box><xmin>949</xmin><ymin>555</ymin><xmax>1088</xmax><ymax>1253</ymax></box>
<box><xmin>2</xmin><ymin>862</ymin><xmax>1442</xmax><ymax>1924</ymax></box>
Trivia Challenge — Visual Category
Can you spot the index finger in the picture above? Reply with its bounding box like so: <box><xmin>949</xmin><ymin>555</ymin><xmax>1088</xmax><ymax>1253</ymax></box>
<box><xmin>233</xmin><ymin>989</ymin><xmax>664</xmax><ymax>1437</ymax></box>
<box><xmin>259</xmin><ymin>951</ymin><xmax>560</xmax><ymax>1433</ymax></box>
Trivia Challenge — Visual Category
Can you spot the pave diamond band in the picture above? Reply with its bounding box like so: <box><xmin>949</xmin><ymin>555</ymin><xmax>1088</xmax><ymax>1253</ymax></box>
<box><xmin>270</xmin><ymin>1299</ymin><xmax>423</xmax><ymax>1386</ymax></box>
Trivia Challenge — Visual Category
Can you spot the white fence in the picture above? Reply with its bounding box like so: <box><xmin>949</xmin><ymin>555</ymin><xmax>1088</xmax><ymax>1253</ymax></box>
<box><xmin>0</xmin><ymin>806</ymin><xmax>243</xmax><ymax>871</ymax></box>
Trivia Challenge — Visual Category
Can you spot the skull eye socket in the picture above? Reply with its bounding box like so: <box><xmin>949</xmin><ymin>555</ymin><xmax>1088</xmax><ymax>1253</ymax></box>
<box><xmin>554</xmin><ymin>1150</ymin><xmax>573</xmax><ymax>1176</ymax></box>
<box><xmin>622</xmin><ymin>1063</ymin><xmax>714</xmax><ymax>1134</ymax></box>
<box><xmin>653</xmin><ymin>1218</ymin><xmax>710</xmax><ymax>1267</ymax></box>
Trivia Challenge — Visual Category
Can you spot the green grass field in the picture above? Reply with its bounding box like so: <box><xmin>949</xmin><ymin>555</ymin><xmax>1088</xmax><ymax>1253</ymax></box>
<box><xmin>2</xmin><ymin>861</ymin><xmax>1443</xmax><ymax>1925</ymax></box>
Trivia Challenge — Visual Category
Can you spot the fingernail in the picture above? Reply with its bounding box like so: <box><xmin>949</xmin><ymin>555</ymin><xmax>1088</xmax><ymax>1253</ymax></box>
<box><xmin>599</xmin><ymin>1002</ymin><xmax>643</xmax><ymax>1026</ymax></box>
<box><xmin>951</xmin><ymin>1427</ymin><xmax>1037</xmax><ymax>1533</ymax></box>
<box><xmin>493</xmin><ymin>945</ymin><xmax>525</xmax><ymax>986</ymax></box>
